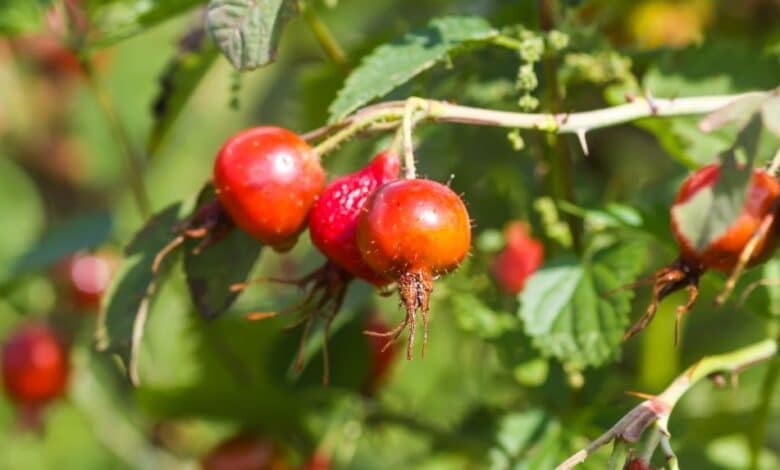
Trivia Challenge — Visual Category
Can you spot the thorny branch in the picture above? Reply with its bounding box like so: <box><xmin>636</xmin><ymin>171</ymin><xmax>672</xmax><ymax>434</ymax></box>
<box><xmin>556</xmin><ymin>338</ymin><xmax>778</xmax><ymax>469</ymax></box>
<box><xmin>307</xmin><ymin>91</ymin><xmax>777</xmax><ymax>157</ymax></box>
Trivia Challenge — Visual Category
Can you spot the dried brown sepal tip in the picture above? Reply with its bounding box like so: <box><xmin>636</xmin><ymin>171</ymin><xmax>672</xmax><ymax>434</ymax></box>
<box><xmin>152</xmin><ymin>200</ymin><xmax>234</xmax><ymax>273</ymax></box>
<box><xmin>623</xmin><ymin>256</ymin><xmax>704</xmax><ymax>344</ymax></box>
<box><xmin>234</xmin><ymin>261</ymin><xmax>353</xmax><ymax>386</ymax></box>
<box><xmin>365</xmin><ymin>270</ymin><xmax>433</xmax><ymax>361</ymax></box>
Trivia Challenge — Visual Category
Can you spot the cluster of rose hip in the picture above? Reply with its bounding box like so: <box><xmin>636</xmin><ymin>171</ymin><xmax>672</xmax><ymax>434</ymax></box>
<box><xmin>204</xmin><ymin>126</ymin><xmax>472</xmax><ymax>369</ymax></box>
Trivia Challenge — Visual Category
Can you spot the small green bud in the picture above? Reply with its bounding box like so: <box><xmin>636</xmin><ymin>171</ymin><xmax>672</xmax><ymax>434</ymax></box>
<box><xmin>547</xmin><ymin>30</ymin><xmax>569</xmax><ymax>51</ymax></box>
<box><xmin>515</xmin><ymin>63</ymin><xmax>538</xmax><ymax>91</ymax></box>
<box><xmin>519</xmin><ymin>35</ymin><xmax>545</xmax><ymax>63</ymax></box>
<box><xmin>517</xmin><ymin>93</ymin><xmax>539</xmax><ymax>111</ymax></box>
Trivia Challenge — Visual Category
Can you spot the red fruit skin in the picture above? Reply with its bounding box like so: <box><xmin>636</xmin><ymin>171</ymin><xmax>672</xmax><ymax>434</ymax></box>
<box><xmin>357</xmin><ymin>179</ymin><xmax>472</xmax><ymax>278</ymax></box>
<box><xmin>671</xmin><ymin>164</ymin><xmax>780</xmax><ymax>272</ymax></box>
<box><xmin>214</xmin><ymin>127</ymin><xmax>325</xmax><ymax>251</ymax></box>
<box><xmin>364</xmin><ymin>315</ymin><xmax>398</xmax><ymax>393</ymax></box>
<box><xmin>624</xmin><ymin>457</ymin><xmax>653</xmax><ymax>470</ymax></box>
<box><xmin>491</xmin><ymin>222</ymin><xmax>544</xmax><ymax>295</ymax></box>
<box><xmin>1</xmin><ymin>324</ymin><xmax>69</xmax><ymax>407</ymax></box>
<box><xmin>14</xmin><ymin>36</ymin><xmax>83</xmax><ymax>77</ymax></box>
<box><xmin>308</xmin><ymin>152</ymin><xmax>400</xmax><ymax>286</ymax></box>
<box><xmin>201</xmin><ymin>435</ymin><xmax>288</xmax><ymax>470</ymax></box>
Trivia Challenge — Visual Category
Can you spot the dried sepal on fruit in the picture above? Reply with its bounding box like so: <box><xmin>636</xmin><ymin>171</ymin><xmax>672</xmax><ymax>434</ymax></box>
<box><xmin>235</xmin><ymin>151</ymin><xmax>399</xmax><ymax>385</ymax></box>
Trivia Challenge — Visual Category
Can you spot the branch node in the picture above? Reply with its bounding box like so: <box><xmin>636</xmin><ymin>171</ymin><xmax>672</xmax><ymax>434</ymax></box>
<box><xmin>644</xmin><ymin>89</ymin><xmax>659</xmax><ymax>115</ymax></box>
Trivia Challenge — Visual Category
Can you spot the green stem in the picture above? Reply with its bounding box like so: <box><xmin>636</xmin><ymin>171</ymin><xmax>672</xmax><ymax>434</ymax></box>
<box><xmin>82</xmin><ymin>61</ymin><xmax>151</xmax><ymax>218</ymax></box>
<box><xmin>660</xmin><ymin>436</ymin><xmax>680</xmax><ymax>470</ymax></box>
<box><xmin>313</xmin><ymin>108</ymin><xmax>402</xmax><ymax>157</ymax></box>
<box><xmin>539</xmin><ymin>0</ymin><xmax>581</xmax><ymax>252</ymax></box>
<box><xmin>299</xmin><ymin>0</ymin><xmax>348</xmax><ymax>67</ymax></box>
<box><xmin>607</xmin><ymin>439</ymin><xmax>628</xmax><ymax>470</ymax></box>
<box><xmin>640</xmin><ymin>425</ymin><xmax>663</xmax><ymax>462</ymax></box>
<box><xmin>557</xmin><ymin>338</ymin><xmax>778</xmax><ymax>469</ymax></box>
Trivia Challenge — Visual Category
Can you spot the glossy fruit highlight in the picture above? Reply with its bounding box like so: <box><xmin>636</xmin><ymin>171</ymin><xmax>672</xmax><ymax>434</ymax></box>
<box><xmin>214</xmin><ymin>127</ymin><xmax>325</xmax><ymax>251</ymax></box>
<box><xmin>1</xmin><ymin>324</ymin><xmax>69</xmax><ymax>407</ymax></box>
<box><xmin>308</xmin><ymin>151</ymin><xmax>400</xmax><ymax>286</ymax></box>
<box><xmin>358</xmin><ymin>179</ymin><xmax>471</xmax><ymax>358</ymax></box>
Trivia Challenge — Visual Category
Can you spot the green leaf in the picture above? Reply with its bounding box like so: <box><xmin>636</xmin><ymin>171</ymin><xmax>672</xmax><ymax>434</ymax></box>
<box><xmin>84</xmin><ymin>0</ymin><xmax>205</xmax><ymax>48</ymax></box>
<box><xmin>148</xmin><ymin>26</ymin><xmax>219</xmax><ymax>155</ymax></box>
<box><xmin>450</xmin><ymin>293</ymin><xmax>517</xmax><ymax>339</ymax></box>
<box><xmin>206</xmin><ymin>0</ymin><xmax>298</xmax><ymax>71</ymax></box>
<box><xmin>607</xmin><ymin>41</ymin><xmax>780</xmax><ymax>167</ymax></box>
<box><xmin>0</xmin><ymin>1</ymin><xmax>51</xmax><ymax>35</ymax></box>
<box><xmin>96</xmin><ymin>203</ymin><xmax>187</xmax><ymax>384</ymax></box>
<box><xmin>328</xmin><ymin>16</ymin><xmax>498</xmax><ymax>121</ymax></box>
<box><xmin>763</xmin><ymin>95</ymin><xmax>780</xmax><ymax>139</ymax></box>
<box><xmin>7</xmin><ymin>212</ymin><xmax>112</xmax><ymax>278</ymax></box>
<box><xmin>184</xmin><ymin>185</ymin><xmax>262</xmax><ymax>320</ymax></box>
<box><xmin>699</xmin><ymin>92</ymin><xmax>772</xmax><ymax>133</ymax></box>
<box><xmin>671</xmin><ymin>114</ymin><xmax>761</xmax><ymax>252</ymax></box>
<box><xmin>0</xmin><ymin>157</ymin><xmax>45</xmax><ymax>271</ymax></box>
<box><xmin>519</xmin><ymin>240</ymin><xmax>647</xmax><ymax>369</ymax></box>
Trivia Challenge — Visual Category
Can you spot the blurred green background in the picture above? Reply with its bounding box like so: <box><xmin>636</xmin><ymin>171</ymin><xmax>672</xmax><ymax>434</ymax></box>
<box><xmin>1</xmin><ymin>0</ymin><xmax>780</xmax><ymax>468</ymax></box>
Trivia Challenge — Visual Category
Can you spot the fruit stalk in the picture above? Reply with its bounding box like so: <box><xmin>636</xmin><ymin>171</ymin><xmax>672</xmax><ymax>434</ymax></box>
<box><xmin>81</xmin><ymin>59</ymin><xmax>151</xmax><ymax>217</ymax></box>
<box><xmin>299</xmin><ymin>0</ymin><xmax>348</xmax><ymax>67</ymax></box>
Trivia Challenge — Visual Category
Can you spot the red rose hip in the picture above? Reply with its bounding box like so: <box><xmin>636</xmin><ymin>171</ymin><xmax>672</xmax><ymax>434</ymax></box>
<box><xmin>308</xmin><ymin>151</ymin><xmax>400</xmax><ymax>285</ymax></box>
<box><xmin>625</xmin><ymin>163</ymin><xmax>780</xmax><ymax>341</ymax></box>
<box><xmin>357</xmin><ymin>179</ymin><xmax>471</xmax><ymax>358</ymax></box>
<box><xmin>213</xmin><ymin>127</ymin><xmax>325</xmax><ymax>251</ymax></box>
<box><xmin>1</xmin><ymin>324</ymin><xmax>69</xmax><ymax>406</ymax></box>
<box><xmin>491</xmin><ymin>221</ymin><xmax>544</xmax><ymax>295</ymax></box>
<box><xmin>671</xmin><ymin>164</ymin><xmax>780</xmax><ymax>272</ymax></box>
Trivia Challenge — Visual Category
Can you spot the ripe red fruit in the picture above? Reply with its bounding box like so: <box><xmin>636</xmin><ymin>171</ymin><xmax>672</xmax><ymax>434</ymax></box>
<box><xmin>201</xmin><ymin>434</ymin><xmax>288</xmax><ymax>470</ymax></box>
<box><xmin>1</xmin><ymin>324</ymin><xmax>69</xmax><ymax>407</ymax></box>
<box><xmin>65</xmin><ymin>252</ymin><xmax>118</xmax><ymax>310</ymax></box>
<box><xmin>491</xmin><ymin>221</ymin><xmax>544</xmax><ymax>295</ymax></box>
<box><xmin>308</xmin><ymin>151</ymin><xmax>400</xmax><ymax>285</ymax></box>
<box><xmin>671</xmin><ymin>164</ymin><xmax>780</xmax><ymax>272</ymax></box>
<box><xmin>625</xmin><ymin>164</ymin><xmax>780</xmax><ymax>340</ymax></box>
<box><xmin>214</xmin><ymin>127</ymin><xmax>325</xmax><ymax>251</ymax></box>
<box><xmin>357</xmin><ymin>179</ymin><xmax>471</xmax><ymax>358</ymax></box>
<box><xmin>363</xmin><ymin>314</ymin><xmax>398</xmax><ymax>394</ymax></box>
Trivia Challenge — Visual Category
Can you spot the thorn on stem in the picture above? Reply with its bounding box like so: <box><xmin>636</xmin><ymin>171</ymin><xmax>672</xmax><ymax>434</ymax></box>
<box><xmin>575</xmin><ymin>129</ymin><xmax>589</xmax><ymax>156</ymax></box>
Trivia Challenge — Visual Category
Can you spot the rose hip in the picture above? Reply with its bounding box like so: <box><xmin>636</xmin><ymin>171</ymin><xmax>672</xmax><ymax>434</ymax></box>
<box><xmin>308</xmin><ymin>151</ymin><xmax>400</xmax><ymax>286</ymax></box>
<box><xmin>214</xmin><ymin>127</ymin><xmax>325</xmax><ymax>252</ymax></box>
<box><xmin>357</xmin><ymin>179</ymin><xmax>471</xmax><ymax>358</ymax></box>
